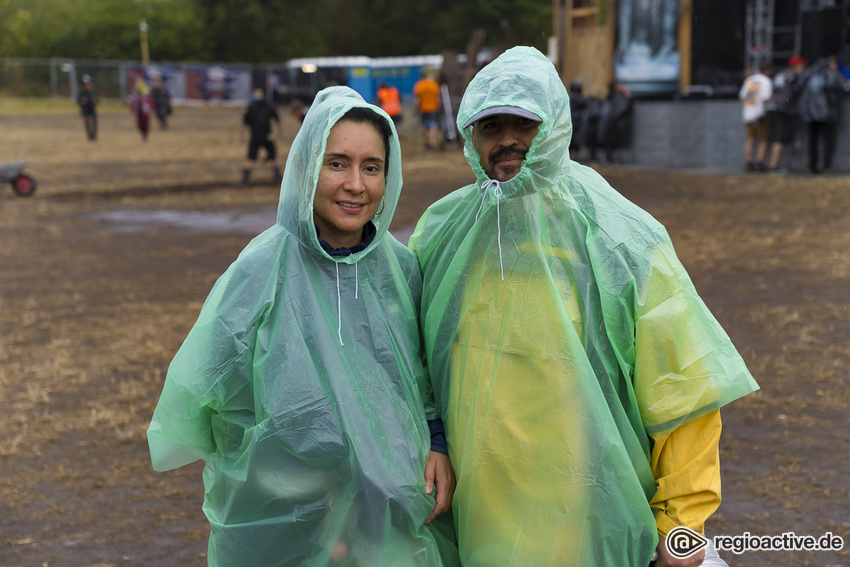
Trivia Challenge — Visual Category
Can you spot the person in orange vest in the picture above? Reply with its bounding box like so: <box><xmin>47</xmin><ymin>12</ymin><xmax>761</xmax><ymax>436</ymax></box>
<box><xmin>376</xmin><ymin>82</ymin><xmax>403</xmax><ymax>126</ymax></box>
<box><xmin>414</xmin><ymin>71</ymin><xmax>441</xmax><ymax>150</ymax></box>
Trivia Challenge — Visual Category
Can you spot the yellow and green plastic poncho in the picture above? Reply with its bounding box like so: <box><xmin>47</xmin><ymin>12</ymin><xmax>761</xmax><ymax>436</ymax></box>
<box><xmin>147</xmin><ymin>87</ymin><xmax>459</xmax><ymax>567</ymax></box>
<box><xmin>409</xmin><ymin>47</ymin><xmax>758</xmax><ymax>566</ymax></box>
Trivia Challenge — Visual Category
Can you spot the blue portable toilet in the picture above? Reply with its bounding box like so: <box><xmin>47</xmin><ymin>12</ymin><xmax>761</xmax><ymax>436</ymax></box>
<box><xmin>371</xmin><ymin>55</ymin><xmax>443</xmax><ymax>105</ymax></box>
<box><xmin>284</xmin><ymin>55</ymin><xmax>442</xmax><ymax>105</ymax></box>
<box><xmin>284</xmin><ymin>56</ymin><xmax>374</xmax><ymax>102</ymax></box>
<box><xmin>346</xmin><ymin>61</ymin><xmax>374</xmax><ymax>102</ymax></box>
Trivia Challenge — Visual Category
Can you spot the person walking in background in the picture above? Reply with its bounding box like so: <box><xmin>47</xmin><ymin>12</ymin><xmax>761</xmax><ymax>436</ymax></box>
<box><xmin>147</xmin><ymin>87</ymin><xmax>460</xmax><ymax>566</ymax></box>
<box><xmin>409</xmin><ymin>46</ymin><xmax>759</xmax><ymax>566</ymax></box>
<box><xmin>129</xmin><ymin>77</ymin><xmax>154</xmax><ymax>141</ymax></box>
<box><xmin>822</xmin><ymin>56</ymin><xmax>850</xmax><ymax>171</ymax></box>
<box><xmin>579</xmin><ymin>94</ymin><xmax>605</xmax><ymax>162</ymax></box>
<box><xmin>376</xmin><ymin>82</ymin><xmax>403</xmax><ymax>127</ymax></box>
<box><xmin>765</xmin><ymin>56</ymin><xmax>806</xmax><ymax>173</ymax></box>
<box><xmin>414</xmin><ymin>71</ymin><xmax>441</xmax><ymax>150</ymax></box>
<box><xmin>567</xmin><ymin>79</ymin><xmax>587</xmax><ymax>159</ymax></box>
<box><xmin>800</xmin><ymin>57</ymin><xmax>850</xmax><ymax>174</ymax></box>
<box><xmin>151</xmin><ymin>76</ymin><xmax>172</xmax><ymax>130</ymax></box>
<box><xmin>798</xmin><ymin>56</ymin><xmax>849</xmax><ymax>173</ymax></box>
<box><xmin>739</xmin><ymin>66</ymin><xmax>773</xmax><ymax>171</ymax></box>
<box><xmin>239</xmin><ymin>88</ymin><xmax>282</xmax><ymax>186</ymax></box>
<box><xmin>598</xmin><ymin>79</ymin><xmax>634</xmax><ymax>163</ymax></box>
<box><xmin>77</xmin><ymin>75</ymin><xmax>98</xmax><ymax>142</ymax></box>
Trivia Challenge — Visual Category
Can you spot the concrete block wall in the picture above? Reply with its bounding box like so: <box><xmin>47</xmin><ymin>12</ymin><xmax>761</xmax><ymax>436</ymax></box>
<box><xmin>625</xmin><ymin>98</ymin><xmax>850</xmax><ymax>173</ymax></box>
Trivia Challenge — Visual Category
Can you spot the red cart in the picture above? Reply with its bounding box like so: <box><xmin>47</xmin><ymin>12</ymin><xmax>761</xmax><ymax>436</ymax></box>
<box><xmin>0</xmin><ymin>162</ymin><xmax>37</xmax><ymax>197</ymax></box>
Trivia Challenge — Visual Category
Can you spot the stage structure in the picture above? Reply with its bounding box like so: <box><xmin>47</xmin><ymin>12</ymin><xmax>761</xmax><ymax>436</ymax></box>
<box><xmin>553</xmin><ymin>0</ymin><xmax>850</xmax><ymax>98</ymax></box>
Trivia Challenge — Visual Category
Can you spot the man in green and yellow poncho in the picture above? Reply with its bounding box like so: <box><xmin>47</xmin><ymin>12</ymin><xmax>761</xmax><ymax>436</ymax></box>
<box><xmin>409</xmin><ymin>47</ymin><xmax>759</xmax><ymax>566</ymax></box>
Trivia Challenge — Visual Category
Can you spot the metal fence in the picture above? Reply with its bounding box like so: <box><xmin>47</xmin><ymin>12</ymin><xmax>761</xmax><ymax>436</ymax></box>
<box><xmin>2</xmin><ymin>58</ymin><xmax>138</xmax><ymax>99</ymax></box>
<box><xmin>0</xmin><ymin>57</ymin><xmax>295</xmax><ymax>104</ymax></box>
<box><xmin>1</xmin><ymin>56</ymin><xmax>443</xmax><ymax>106</ymax></box>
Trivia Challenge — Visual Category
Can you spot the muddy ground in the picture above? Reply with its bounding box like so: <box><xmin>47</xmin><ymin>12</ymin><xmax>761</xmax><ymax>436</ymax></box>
<box><xmin>0</xmin><ymin>103</ymin><xmax>848</xmax><ymax>567</ymax></box>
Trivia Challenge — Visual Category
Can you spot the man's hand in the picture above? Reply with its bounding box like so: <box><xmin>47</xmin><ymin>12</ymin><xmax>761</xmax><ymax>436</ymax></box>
<box><xmin>653</xmin><ymin>535</ymin><xmax>706</xmax><ymax>567</ymax></box>
<box><xmin>424</xmin><ymin>450</ymin><xmax>455</xmax><ymax>523</ymax></box>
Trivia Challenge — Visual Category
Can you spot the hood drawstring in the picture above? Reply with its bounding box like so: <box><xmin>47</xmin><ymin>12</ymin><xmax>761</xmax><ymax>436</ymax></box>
<box><xmin>335</xmin><ymin>263</ymin><xmax>344</xmax><ymax>346</ymax></box>
<box><xmin>476</xmin><ymin>179</ymin><xmax>505</xmax><ymax>280</ymax></box>
<box><xmin>335</xmin><ymin>260</ymin><xmax>362</xmax><ymax>346</ymax></box>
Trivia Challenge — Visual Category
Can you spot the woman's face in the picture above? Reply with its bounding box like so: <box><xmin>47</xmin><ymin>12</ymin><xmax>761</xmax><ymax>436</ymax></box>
<box><xmin>313</xmin><ymin>119</ymin><xmax>387</xmax><ymax>249</ymax></box>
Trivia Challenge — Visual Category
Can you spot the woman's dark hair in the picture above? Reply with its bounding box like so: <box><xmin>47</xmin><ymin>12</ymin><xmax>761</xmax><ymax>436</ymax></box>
<box><xmin>338</xmin><ymin>106</ymin><xmax>393</xmax><ymax>174</ymax></box>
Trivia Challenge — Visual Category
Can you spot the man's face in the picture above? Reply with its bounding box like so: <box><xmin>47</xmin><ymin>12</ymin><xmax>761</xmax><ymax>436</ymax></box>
<box><xmin>472</xmin><ymin>114</ymin><xmax>541</xmax><ymax>182</ymax></box>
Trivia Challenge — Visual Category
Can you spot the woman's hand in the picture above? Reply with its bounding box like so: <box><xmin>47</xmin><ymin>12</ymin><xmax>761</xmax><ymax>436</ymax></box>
<box><xmin>424</xmin><ymin>450</ymin><xmax>456</xmax><ymax>523</ymax></box>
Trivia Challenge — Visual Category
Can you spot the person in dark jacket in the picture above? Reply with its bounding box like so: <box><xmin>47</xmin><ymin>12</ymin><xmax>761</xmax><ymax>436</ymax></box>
<box><xmin>597</xmin><ymin>80</ymin><xmax>634</xmax><ymax>163</ymax></box>
<box><xmin>152</xmin><ymin>77</ymin><xmax>172</xmax><ymax>130</ymax></box>
<box><xmin>77</xmin><ymin>75</ymin><xmax>98</xmax><ymax>141</ymax></box>
<box><xmin>568</xmin><ymin>79</ymin><xmax>588</xmax><ymax>159</ymax></box>
<box><xmin>797</xmin><ymin>56</ymin><xmax>849</xmax><ymax>173</ymax></box>
<box><xmin>240</xmin><ymin>88</ymin><xmax>283</xmax><ymax>186</ymax></box>
<box><xmin>765</xmin><ymin>56</ymin><xmax>805</xmax><ymax>172</ymax></box>
<box><xmin>579</xmin><ymin>96</ymin><xmax>604</xmax><ymax>161</ymax></box>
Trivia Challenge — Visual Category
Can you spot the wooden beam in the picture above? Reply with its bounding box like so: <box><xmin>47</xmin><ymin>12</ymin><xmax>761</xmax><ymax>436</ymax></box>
<box><xmin>571</xmin><ymin>7</ymin><xmax>599</xmax><ymax>18</ymax></box>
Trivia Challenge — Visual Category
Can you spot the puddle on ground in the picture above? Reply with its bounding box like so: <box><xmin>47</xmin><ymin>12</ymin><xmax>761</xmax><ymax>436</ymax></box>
<box><xmin>86</xmin><ymin>208</ymin><xmax>415</xmax><ymax>244</ymax></box>
<box><xmin>86</xmin><ymin>208</ymin><xmax>278</xmax><ymax>235</ymax></box>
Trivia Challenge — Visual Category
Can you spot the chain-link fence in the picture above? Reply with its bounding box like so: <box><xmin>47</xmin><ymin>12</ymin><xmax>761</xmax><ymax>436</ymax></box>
<box><xmin>2</xmin><ymin>58</ymin><xmax>137</xmax><ymax>99</ymax></box>
<box><xmin>1</xmin><ymin>56</ymin><xmax>443</xmax><ymax>107</ymax></box>
<box><xmin>0</xmin><ymin>58</ymin><xmax>307</xmax><ymax>105</ymax></box>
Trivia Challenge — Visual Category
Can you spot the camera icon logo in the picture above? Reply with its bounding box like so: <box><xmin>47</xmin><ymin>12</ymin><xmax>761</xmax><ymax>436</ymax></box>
<box><xmin>665</xmin><ymin>526</ymin><xmax>709</xmax><ymax>559</ymax></box>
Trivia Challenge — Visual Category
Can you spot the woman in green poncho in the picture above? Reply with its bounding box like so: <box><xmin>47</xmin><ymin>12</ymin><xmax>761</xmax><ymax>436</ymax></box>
<box><xmin>147</xmin><ymin>87</ymin><xmax>460</xmax><ymax>566</ymax></box>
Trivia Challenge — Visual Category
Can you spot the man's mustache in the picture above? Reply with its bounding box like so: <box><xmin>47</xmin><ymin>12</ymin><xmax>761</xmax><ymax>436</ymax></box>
<box><xmin>490</xmin><ymin>147</ymin><xmax>527</xmax><ymax>163</ymax></box>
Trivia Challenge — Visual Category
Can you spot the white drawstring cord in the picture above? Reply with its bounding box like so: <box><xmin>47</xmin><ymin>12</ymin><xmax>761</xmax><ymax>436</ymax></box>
<box><xmin>477</xmin><ymin>179</ymin><xmax>505</xmax><ymax>280</ymax></box>
<box><xmin>335</xmin><ymin>261</ymin><xmax>362</xmax><ymax>346</ymax></box>
<box><xmin>335</xmin><ymin>263</ymin><xmax>344</xmax><ymax>346</ymax></box>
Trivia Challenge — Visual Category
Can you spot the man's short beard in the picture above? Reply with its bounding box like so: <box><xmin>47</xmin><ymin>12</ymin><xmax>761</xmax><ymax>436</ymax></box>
<box><xmin>485</xmin><ymin>147</ymin><xmax>527</xmax><ymax>181</ymax></box>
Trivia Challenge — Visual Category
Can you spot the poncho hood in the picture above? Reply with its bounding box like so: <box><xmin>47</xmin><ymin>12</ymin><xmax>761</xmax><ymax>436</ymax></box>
<box><xmin>457</xmin><ymin>46</ymin><xmax>572</xmax><ymax>194</ymax></box>
<box><xmin>277</xmin><ymin>86</ymin><xmax>402</xmax><ymax>264</ymax></box>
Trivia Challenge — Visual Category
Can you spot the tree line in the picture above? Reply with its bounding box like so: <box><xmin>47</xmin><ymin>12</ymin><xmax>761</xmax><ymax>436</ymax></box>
<box><xmin>1</xmin><ymin>0</ymin><xmax>552</xmax><ymax>62</ymax></box>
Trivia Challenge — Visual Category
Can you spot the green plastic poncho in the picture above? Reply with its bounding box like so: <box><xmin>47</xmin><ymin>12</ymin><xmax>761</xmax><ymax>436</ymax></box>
<box><xmin>409</xmin><ymin>47</ymin><xmax>759</xmax><ymax>566</ymax></box>
<box><xmin>147</xmin><ymin>87</ymin><xmax>459</xmax><ymax>567</ymax></box>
